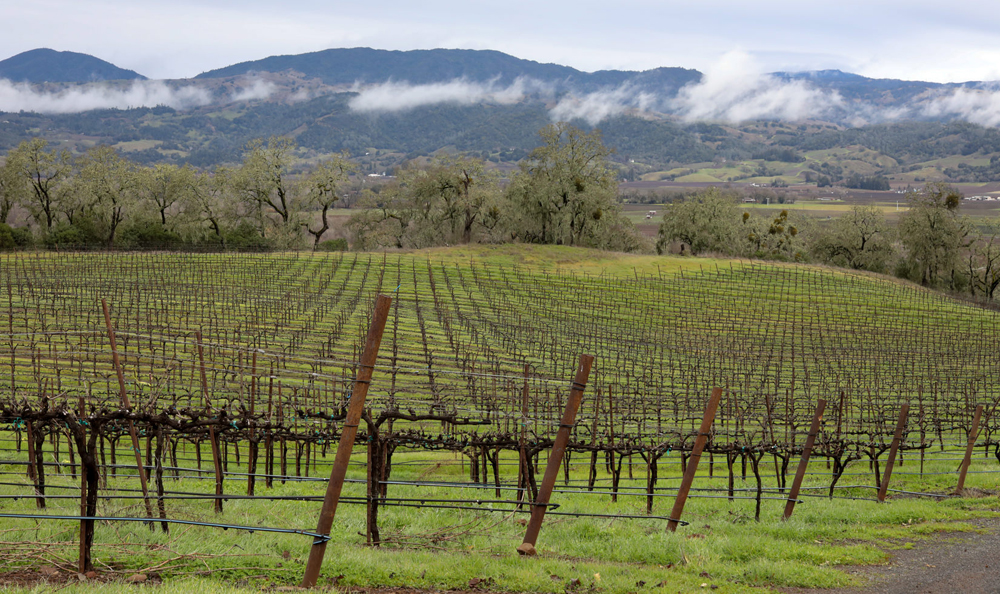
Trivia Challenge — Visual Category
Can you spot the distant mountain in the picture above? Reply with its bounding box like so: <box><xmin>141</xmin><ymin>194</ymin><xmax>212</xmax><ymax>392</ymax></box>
<box><xmin>0</xmin><ymin>48</ymin><xmax>146</xmax><ymax>83</ymax></box>
<box><xmin>772</xmin><ymin>69</ymin><xmax>957</xmax><ymax>103</ymax></box>
<box><xmin>195</xmin><ymin>47</ymin><xmax>701</xmax><ymax>93</ymax></box>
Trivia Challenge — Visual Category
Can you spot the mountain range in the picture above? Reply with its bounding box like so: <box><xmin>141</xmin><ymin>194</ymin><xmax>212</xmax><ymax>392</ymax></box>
<box><xmin>3</xmin><ymin>46</ymin><xmax>1000</xmax><ymax>185</ymax></box>
<box><xmin>0</xmin><ymin>46</ymin><xmax>976</xmax><ymax>105</ymax></box>
<box><xmin>0</xmin><ymin>48</ymin><xmax>145</xmax><ymax>83</ymax></box>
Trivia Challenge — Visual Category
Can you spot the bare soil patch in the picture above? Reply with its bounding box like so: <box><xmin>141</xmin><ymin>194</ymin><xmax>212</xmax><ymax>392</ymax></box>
<box><xmin>780</xmin><ymin>518</ymin><xmax>1000</xmax><ymax>594</ymax></box>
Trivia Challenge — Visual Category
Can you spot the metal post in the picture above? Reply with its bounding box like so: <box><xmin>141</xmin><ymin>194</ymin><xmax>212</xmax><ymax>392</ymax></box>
<box><xmin>667</xmin><ymin>387</ymin><xmax>722</xmax><ymax>532</ymax></box>
<box><xmin>877</xmin><ymin>404</ymin><xmax>909</xmax><ymax>503</ymax></box>
<box><xmin>301</xmin><ymin>294</ymin><xmax>392</xmax><ymax>588</ymax></box>
<box><xmin>955</xmin><ymin>404</ymin><xmax>984</xmax><ymax>495</ymax></box>
<box><xmin>517</xmin><ymin>354</ymin><xmax>594</xmax><ymax>556</ymax></box>
<box><xmin>101</xmin><ymin>299</ymin><xmax>154</xmax><ymax>522</ymax></box>
<box><xmin>783</xmin><ymin>399</ymin><xmax>826</xmax><ymax>520</ymax></box>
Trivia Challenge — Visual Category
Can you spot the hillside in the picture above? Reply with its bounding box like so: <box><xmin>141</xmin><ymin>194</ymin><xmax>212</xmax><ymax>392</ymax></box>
<box><xmin>5</xmin><ymin>47</ymin><xmax>1000</xmax><ymax>183</ymax></box>
<box><xmin>0</xmin><ymin>48</ymin><xmax>146</xmax><ymax>82</ymax></box>
<box><xmin>3</xmin><ymin>245</ymin><xmax>997</xmax><ymax>422</ymax></box>
<box><xmin>194</xmin><ymin>47</ymin><xmax>701</xmax><ymax>92</ymax></box>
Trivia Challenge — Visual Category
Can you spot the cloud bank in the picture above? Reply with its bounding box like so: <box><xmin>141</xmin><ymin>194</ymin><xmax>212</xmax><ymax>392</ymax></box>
<box><xmin>348</xmin><ymin>77</ymin><xmax>549</xmax><ymax>112</ymax></box>
<box><xmin>921</xmin><ymin>87</ymin><xmax>1000</xmax><ymax>127</ymax></box>
<box><xmin>671</xmin><ymin>51</ymin><xmax>842</xmax><ymax>122</ymax></box>
<box><xmin>230</xmin><ymin>78</ymin><xmax>276</xmax><ymax>102</ymax></box>
<box><xmin>549</xmin><ymin>85</ymin><xmax>654</xmax><ymax>126</ymax></box>
<box><xmin>345</xmin><ymin>53</ymin><xmax>847</xmax><ymax>125</ymax></box>
<box><xmin>0</xmin><ymin>79</ymin><xmax>212</xmax><ymax>114</ymax></box>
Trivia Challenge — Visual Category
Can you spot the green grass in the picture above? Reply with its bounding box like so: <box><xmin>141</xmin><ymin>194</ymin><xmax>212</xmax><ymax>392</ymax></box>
<box><xmin>414</xmin><ymin>244</ymin><xmax>734</xmax><ymax>278</ymax></box>
<box><xmin>674</xmin><ymin>173</ymin><xmax>723</xmax><ymax>183</ymax></box>
<box><xmin>1</xmin><ymin>437</ymin><xmax>997</xmax><ymax>593</ymax></box>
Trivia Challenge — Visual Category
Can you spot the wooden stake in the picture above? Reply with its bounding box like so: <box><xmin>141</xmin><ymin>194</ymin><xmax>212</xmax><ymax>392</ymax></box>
<box><xmin>101</xmin><ymin>299</ymin><xmax>154</xmax><ymax>524</ymax></box>
<box><xmin>301</xmin><ymin>295</ymin><xmax>392</xmax><ymax>588</ymax></box>
<box><xmin>667</xmin><ymin>387</ymin><xmax>722</xmax><ymax>532</ymax></box>
<box><xmin>783</xmin><ymin>399</ymin><xmax>825</xmax><ymax>520</ymax></box>
<box><xmin>196</xmin><ymin>330</ymin><xmax>225</xmax><ymax>514</ymax></box>
<box><xmin>955</xmin><ymin>404</ymin><xmax>984</xmax><ymax>495</ymax></box>
<box><xmin>877</xmin><ymin>404</ymin><xmax>909</xmax><ymax>503</ymax></box>
<box><xmin>517</xmin><ymin>354</ymin><xmax>594</xmax><ymax>556</ymax></box>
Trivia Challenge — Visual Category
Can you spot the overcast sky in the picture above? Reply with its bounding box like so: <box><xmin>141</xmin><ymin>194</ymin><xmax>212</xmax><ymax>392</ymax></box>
<box><xmin>4</xmin><ymin>0</ymin><xmax>1000</xmax><ymax>83</ymax></box>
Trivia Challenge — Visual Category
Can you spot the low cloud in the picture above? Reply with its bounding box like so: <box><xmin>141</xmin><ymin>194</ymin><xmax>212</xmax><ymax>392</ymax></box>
<box><xmin>348</xmin><ymin>77</ymin><xmax>547</xmax><ymax>112</ymax></box>
<box><xmin>672</xmin><ymin>51</ymin><xmax>842</xmax><ymax>123</ymax></box>
<box><xmin>549</xmin><ymin>85</ymin><xmax>654</xmax><ymax>126</ymax></box>
<box><xmin>921</xmin><ymin>87</ymin><xmax>1000</xmax><ymax>127</ymax></box>
<box><xmin>230</xmin><ymin>77</ymin><xmax>276</xmax><ymax>102</ymax></box>
<box><xmin>0</xmin><ymin>79</ymin><xmax>212</xmax><ymax>114</ymax></box>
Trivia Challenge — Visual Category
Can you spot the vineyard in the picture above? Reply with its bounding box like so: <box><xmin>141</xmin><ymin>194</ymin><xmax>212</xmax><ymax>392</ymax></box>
<box><xmin>0</xmin><ymin>249</ymin><xmax>998</xmax><ymax>591</ymax></box>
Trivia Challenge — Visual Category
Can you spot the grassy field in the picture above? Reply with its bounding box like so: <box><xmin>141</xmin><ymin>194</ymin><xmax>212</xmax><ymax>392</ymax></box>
<box><xmin>1</xmin><ymin>246</ymin><xmax>999</xmax><ymax>593</ymax></box>
<box><xmin>1</xmin><ymin>434</ymin><xmax>998</xmax><ymax>594</ymax></box>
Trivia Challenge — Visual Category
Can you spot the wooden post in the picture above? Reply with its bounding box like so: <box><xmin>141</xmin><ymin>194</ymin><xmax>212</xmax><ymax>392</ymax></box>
<box><xmin>517</xmin><ymin>363</ymin><xmax>529</xmax><ymax>506</ymax></box>
<box><xmin>783</xmin><ymin>399</ymin><xmax>826</xmax><ymax>520</ymax></box>
<box><xmin>196</xmin><ymin>330</ymin><xmax>225</xmax><ymax>514</ymax></box>
<box><xmin>248</xmin><ymin>351</ymin><xmax>258</xmax><ymax>496</ymax></box>
<box><xmin>516</xmin><ymin>354</ymin><xmax>594</xmax><ymax>556</ymax></box>
<box><xmin>667</xmin><ymin>387</ymin><xmax>722</xmax><ymax>532</ymax></box>
<box><xmin>877</xmin><ymin>404</ymin><xmax>909</xmax><ymax>503</ymax></box>
<box><xmin>955</xmin><ymin>404</ymin><xmax>984</xmax><ymax>495</ymax></box>
<box><xmin>25</xmin><ymin>420</ymin><xmax>44</xmax><ymax>509</ymax></box>
<box><xmin>301</xmin><ymin>295</ymin><xmax>392</xmax><ymax>588</ymax></box>
<box><xmin>101</xmin><ymin>299</ymin><xmax>154</xmax><ymax>523</ymax></box>
<box><xmin>76</xmin><ymin>395</ymin><xmax>91</xmax><ymax>573</ymax></box>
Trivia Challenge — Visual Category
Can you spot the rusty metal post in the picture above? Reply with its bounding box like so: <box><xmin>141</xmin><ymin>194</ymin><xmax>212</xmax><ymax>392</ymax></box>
<box><xmin>517</xmin><ymin>354</ymin><xmax>594</xmax><ymax>556</ymax></box>
<box><xmin>101</xmin><ymin>299</ymin><xmax>154</xmax><ymax>523</ymax></box>
<box><xmin>783</xmin><ymin>399</ymin><xmax>826</xmax><ymax>520</ymax></box>
<box><xmin>955</xmin><ymin>404</ymin><xmax>984</xmax><ymax>495</ymax></box>
<box><xmin>195</xmin><ymin>330</ymin><xmax>225</xmax><ymax>514</ymax></box>
<box><xmin>877</xmin><ymin>403</ymin><xmax>909</xmax><ymax>503</ymax></box>
<box><xmin>301</xmin><ymin>295</ymin><xmax>392</xmax><ymax>588</ymax></box>
<box><xmin>667</xmin><ymin>387</ymin><xmax>722</xmax><ymax>532</ymax></box>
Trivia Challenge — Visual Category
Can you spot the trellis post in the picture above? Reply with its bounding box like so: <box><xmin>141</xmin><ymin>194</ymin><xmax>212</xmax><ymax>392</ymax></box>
<box><xmin>783</xmin><ymin>399</ymin><xmax>825</xmax><ymax>520</ymax></box>
<box><xmin>101</xmin><ymin>298</ymin><xmax>154</xmax><ymax>524</ymax></box>
<box><xmin>517</xmin><ymin>354</ymin><xmax>594</xmax><ymax>556</ymax></box>
<box><xmin>667</xmin><ymin>387</ymin><xmax>722</xmax><ymax>532</ymax></box>
<box><xmin>877</xmin><ymin>403</ymin><xmax>909</xmax><ymax>503</ymax></box>
<box><xmin>301</xmin><ymin>294</ymin><xmax>392</xmax><ymax>588</ymax></box>
<box><xmin>955</xmin><ymin>404</ymin><xmax>984</xmax><ymax>495</ymax></box>
<box><xmin>196</xmin><ymin>330</ymin><xmax>225</xmax><ymax>514</ymax></box>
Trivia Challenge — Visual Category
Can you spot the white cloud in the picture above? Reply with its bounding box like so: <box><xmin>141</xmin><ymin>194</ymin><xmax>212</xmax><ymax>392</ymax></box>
<box><xmin>672</xmin><ymin>51</ymin><xmax>842</xmax><ymax>123</ymax></box>
<box><xmin>230</xmin><ymin>77</ymin><xmax>276</xmax><ymax>102</ymax></box>
<box><xmin>549</xmin><ymin>85</ymin><xmax>654</xmax><ymax>125</ymax></box>
<box><xmin>348</xmin><ymin>77</ymin><xmax>546</xmax><ymax>112</ymax></box>
<box><xmin>0</xmin><ymin>79</ymin><xmax>212</xmax><ymax>114</ymax></box>
<box><xmin>921</xmin><ymin>87</ymin><xmax>1000</xmax><ymax>127</ymax></box>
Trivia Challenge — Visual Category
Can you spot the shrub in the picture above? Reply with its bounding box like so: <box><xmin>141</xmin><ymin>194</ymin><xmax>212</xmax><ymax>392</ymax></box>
<box><xmin>10</xmin><ymin>226</ymin><xmax>33</xmax><ymax>248</ymax></box>
<box><xmin>224</xmin><ymin>222</ymin><xmax>273</xmax><ymax>252</ymax></box>
<box><xmin>43</xmin><ymin>221</ymin><xmax>104</xmax><ymax>249</ymax></box>
<box><xmin>316</xmin><ymin>238</ymin><xmax>349</xmax><ymax>252</ymax></box>
<box><xmin>118</xmin><ymin>221</ymin><xmax>185</xmax><ymax>250</ymax></box>
<box><xmin>0</xmin><ymin>224</ymin><xmax>15</xmax><ymax>250</ymax></box>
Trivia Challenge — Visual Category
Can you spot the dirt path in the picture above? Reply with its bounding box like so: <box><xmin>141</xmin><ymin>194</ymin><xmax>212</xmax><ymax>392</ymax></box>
<box><xmin>782</xmin><ymin>518</ymin><xmax>1000</xmax><ymax>594</ymax></box>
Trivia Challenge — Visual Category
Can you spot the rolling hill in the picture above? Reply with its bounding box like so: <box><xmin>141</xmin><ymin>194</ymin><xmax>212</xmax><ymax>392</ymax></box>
<box><xmin>0</xmin><ymin>48</ymin><xmax>146</xmax><ymax>82</ymax></box>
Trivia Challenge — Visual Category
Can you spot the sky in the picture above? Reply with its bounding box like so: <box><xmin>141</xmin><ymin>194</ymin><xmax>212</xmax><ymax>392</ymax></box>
<box><xmin>3</xmin><ymin>0</ymin><xmax>1000</xmax><ymax>83</ymax></box>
